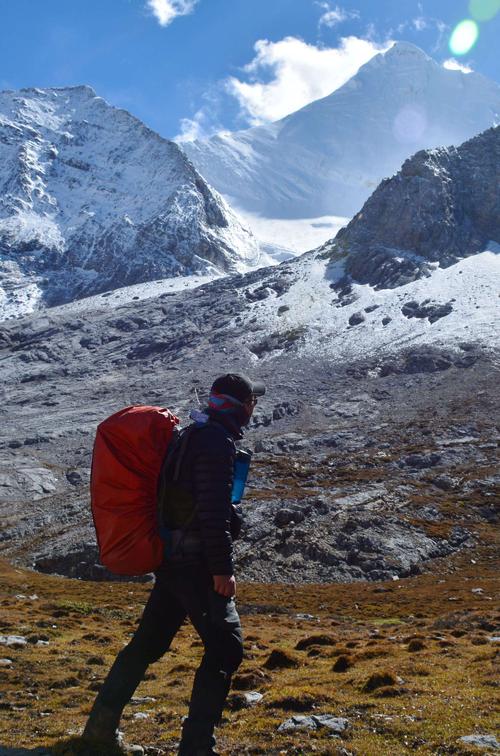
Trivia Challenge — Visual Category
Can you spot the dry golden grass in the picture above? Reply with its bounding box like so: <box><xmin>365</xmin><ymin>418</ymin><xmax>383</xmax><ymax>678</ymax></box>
<box><xmin>0</xmin><ymin>545</ymin><xmax>499</xmax><ymax>755</ymax></box>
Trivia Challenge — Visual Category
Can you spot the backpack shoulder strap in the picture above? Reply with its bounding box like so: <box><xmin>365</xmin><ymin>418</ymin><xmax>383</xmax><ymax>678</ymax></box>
<box><xmin>172</xmin><ymin>424</ymin><xmax>197</xmax><ymax>482</ymax></box>
<box><xmin>160</xmin><ymin>421</ymin><xmax>209</xmax><ymax>484</ymax></box>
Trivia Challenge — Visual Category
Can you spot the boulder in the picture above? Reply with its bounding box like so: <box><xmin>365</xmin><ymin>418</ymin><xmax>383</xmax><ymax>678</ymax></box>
<box><xmin>0</xmin><ymin>635</ymin><xmax>27</xmax><ymax>648</ymax></box>
<box><xmin>348</xmin><ymin>311</ymin><xmax>365</xmax><ymax>326</ymax></box>
<box><xmin>274</xmin><ymin>508</ymin><xmax>306</xmax><ymax>527</ymax></box>
<box><xmin>459</xmin><ymin>734</ymin><xmax>499</xmax><ymax>750</ymax></box>
<box><xmin>278</xmin><ymin>714</ymin><xmax>349</xmax><ymax>734</ymax></box>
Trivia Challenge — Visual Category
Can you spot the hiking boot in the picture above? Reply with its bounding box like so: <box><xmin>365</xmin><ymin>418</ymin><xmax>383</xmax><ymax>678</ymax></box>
<box><xmin>178</xmin><ymin>734</ymin><xmax>219</xmax><ymax>756</ymax></box>
<box><xmin>82</xmin><ymin>703</ymin><xmax>144</xmax><ymax>753</ymax></box>
<box><xmin>82</xmin><ymin>722</ymin><xmax>144</xmax><ymax>755</ymax></box>
<box><xmin>83</xmin><ymin>701</ymin><xmax>122</xmax><ymax>742</ymax></box>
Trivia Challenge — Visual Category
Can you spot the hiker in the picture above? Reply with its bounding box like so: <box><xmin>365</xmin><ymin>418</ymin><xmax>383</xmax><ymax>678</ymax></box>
<box><xmin>83</xmin><ymin>373</ymin><xmax>265</xmax><ymax>756</ymax></box>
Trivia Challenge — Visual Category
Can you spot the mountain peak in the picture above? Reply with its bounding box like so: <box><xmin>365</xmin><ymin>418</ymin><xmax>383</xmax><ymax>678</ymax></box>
<box><xmin>0</xmin><ymin>85</ymin><xmax>261</xmax><ymax>318</ymax></box>
<box><xmin>384</xmin><ymin>41</ymin><xmax>431</xmax><ymax>59</ymax></box>
<box><xmin>360</xmin><ymin>41</ymin><xmax>433</xmax><ymax>73</ymax></box>
<box><xmin>183</xmin><ymin>40</ymin><xmax>500</xmax><ymax>221</ymax></box>
<box><xmin>15</xmin><ymin>84</ymin><xmax>98</xmax><ymax>100</ymax></box>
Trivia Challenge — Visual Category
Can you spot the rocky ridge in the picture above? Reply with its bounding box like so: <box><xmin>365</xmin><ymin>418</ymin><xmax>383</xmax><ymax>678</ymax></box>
<box><xmin>322</xmin><ymin>125</ymin><xmax>500</xmax><ymax>289</ymax></box>
<box><xmin>0</xmin><ymin>86</ymin><xmax>261</xmax><ymax>318</ymax></box>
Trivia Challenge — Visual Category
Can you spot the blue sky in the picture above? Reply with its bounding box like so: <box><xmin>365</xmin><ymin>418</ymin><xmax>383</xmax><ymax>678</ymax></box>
<box><xmin>1</xmin><ymin>0</ymin><xmax>499</xmax><ymax>140</ymax></box>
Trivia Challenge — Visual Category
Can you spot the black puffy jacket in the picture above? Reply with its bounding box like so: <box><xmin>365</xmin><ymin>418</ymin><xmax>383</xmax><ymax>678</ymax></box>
<box><xmin>158</xmin><ymin>414</ymin><xmax>243</xmax><ymax>576</ymax></box>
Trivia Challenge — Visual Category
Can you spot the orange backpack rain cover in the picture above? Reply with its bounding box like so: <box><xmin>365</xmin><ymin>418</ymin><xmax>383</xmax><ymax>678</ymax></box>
<box><xmin>90</xmin><ymin>405</ymin><xmax>179</xmax><ymax>575</ymax></box>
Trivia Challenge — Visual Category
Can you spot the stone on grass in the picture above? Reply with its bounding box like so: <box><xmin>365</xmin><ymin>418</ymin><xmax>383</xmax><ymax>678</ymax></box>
<box><xmin>0</xmin><ymin>635</ymin><xmax>27</xmax><ymax>648</ymax></box>
<box><xmin>227</xmin><ymin>690</ymin><xmax>263</xmax><ymax>711</ymax></box>
<box><xmin>244</xmin><ymin>691</ymin><xmax>264</xmax><ymax>705</ymax></box>
<box><xmin>278</xmin><ymin>714</ymin><xmax>349</xmax><ymax>735</ymax></box>
<box><xmin>131</xmin><ymin>696</ymin><xmax>156</xmax><ymax>704</ymax></box>
<box><xmin>459</xmin><ymin>734</ymin><xmax>499</xmax><ymax>750</ymax></box>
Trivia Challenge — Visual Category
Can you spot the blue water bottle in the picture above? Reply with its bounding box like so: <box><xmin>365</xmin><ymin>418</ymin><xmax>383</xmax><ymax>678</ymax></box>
<box><xmin>232</xmin><ymin>449</ymin><xmax>252</xmax><ymax>504</ymax></box>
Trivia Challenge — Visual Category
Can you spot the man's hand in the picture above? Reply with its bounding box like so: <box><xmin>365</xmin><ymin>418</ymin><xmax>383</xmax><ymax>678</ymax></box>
<box><xmin>213</xmin><ymin>574</ymin><xmax>236</xmax><ymax>597</ymax></box>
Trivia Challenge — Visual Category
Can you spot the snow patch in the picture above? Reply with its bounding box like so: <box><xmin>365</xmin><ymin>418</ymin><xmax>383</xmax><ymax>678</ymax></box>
<box><xmin>248</xmin><ymin>249</ymin><xmax>500</xmax><ymax>362</ymax></box>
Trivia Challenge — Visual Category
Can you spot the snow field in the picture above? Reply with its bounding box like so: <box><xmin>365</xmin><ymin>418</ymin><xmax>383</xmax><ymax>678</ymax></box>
<box><xmin>248</xmin><ymin>248</ymin><xmax>500</xmax><ymax>362</ymax></box>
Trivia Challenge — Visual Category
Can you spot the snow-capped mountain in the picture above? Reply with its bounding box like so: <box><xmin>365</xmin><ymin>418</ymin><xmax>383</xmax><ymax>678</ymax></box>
<box><xmin>0</xmin><ymin>86</ymin><xmax>262</xmax><ymax>319</ymax></box>
<box><xmin>183</xmin><ymin>42</ymin><xmax>500</xmax><ymax>226</ymax></box>
<box><xmin>1</xmin><ymin>124</ymin><xmax>498</xmax><ymax>584</ymax></box>
<box><xmin>6</xmin><ymin>125</ymin><xmax>496</xmax><ymax>372</ymax></box>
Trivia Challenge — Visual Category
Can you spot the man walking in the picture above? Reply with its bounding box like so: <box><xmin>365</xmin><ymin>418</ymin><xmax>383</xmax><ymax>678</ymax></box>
<box><xmin>83</xmin><ymin>373</ymin><xmax>265</xmax><ymax>756</ymax></box>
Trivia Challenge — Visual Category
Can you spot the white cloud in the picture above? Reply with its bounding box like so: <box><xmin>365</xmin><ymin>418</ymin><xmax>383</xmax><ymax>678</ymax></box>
<box><xmin>175</xmin><ymin>109</ymin><xmax>209</xmax><ymax>142</ymax></box>
<box><xmin>146</xmin><ymin>0</ymin><xmax>198</xmax><ymax>27</ymax></box>
<box><xmin>174</xmin><ymin>88</ymin><xmax>224</xmax><ymax>143</ymax></box>
<box><xmin>392</xmin><ymin>14</ymin><xmax>447</xmax><ymax>42</ymax></box>
<box><xmin>317</xmin><ymin>3</ymin><xmax>359</xmax><ymax>28</ymax></box>
<box><xmin>443</xmin><ymin>58</ymin><xmax>473</xmax><ymax>74</ymax></box>
<box><xmin>225</xmin><ymin>36</ymin><xmax>389</xmax><ymax>125</ymax></box>
<box><xmin>412</xmin><ymin>16</ymin><xmax>427</xmax><ymax>31</ymax></box>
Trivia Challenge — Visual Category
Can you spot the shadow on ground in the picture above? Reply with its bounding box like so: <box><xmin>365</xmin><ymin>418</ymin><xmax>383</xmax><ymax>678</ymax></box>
<box><xmin>0</xmin><ymin>748</ymin><xmax>51</xmax><ymax>756</ymax></box>
<box><xmin>0</xmin><ymin>739</ymin><xmax>127</xmax><ymax>756</ymax></box>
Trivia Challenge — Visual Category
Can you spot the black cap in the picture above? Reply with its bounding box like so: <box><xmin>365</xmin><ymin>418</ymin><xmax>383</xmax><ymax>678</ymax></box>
<box><xmin>211</xmin><ymin>373</ymin><xmax>266</xmax><ymax>403</ymax></box>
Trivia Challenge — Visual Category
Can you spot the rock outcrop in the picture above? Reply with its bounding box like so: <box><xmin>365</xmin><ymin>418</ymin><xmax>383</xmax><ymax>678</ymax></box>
<box><xmin>323</xmin><ymin>125</ymin><xmax>500</xmax><ymax>288</ymax></box>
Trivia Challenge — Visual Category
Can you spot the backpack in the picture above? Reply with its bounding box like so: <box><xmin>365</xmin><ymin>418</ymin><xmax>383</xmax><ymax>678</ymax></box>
<box><xmin>90</xmin><ymin>405</ymin><xmax>180</xmax><ymax>576</ymax></box>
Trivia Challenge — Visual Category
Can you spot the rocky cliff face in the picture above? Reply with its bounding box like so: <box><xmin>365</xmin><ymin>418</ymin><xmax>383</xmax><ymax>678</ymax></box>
<box><xmin>0</xmin><ymin>86</ymin><xmax>261</xmax><ymax>318</ymax></box>
<box><xmin>322</xmin><ymin>125</ymin><xmax>500</xmax><ymax>288</ymax></box>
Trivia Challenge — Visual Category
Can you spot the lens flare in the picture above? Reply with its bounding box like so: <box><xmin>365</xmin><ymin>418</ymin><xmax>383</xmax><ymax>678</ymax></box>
<box><xmin>469</xmin><ymin>0</ymin><xmax>500</xmax><ymax>21</ymax></box>
<box><xmin>393</xmin><ymin>106</ymin><xmax>428</xmax><ymax>145</ymax></box>
<box><xmin>449</xmin><ymin>20</ymin><xmax>480</xmax><ymax>56</ymax></box>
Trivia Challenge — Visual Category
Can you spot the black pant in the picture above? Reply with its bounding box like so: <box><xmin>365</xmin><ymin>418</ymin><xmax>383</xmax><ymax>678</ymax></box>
<box><xmin>93</xmin><ymin>563</ymin><xmax>243</xmax><ymax>749</ymax></box>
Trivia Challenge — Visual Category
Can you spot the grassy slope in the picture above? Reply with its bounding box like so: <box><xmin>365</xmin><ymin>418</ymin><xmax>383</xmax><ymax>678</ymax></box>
<box><xmin>0</xmin><ymin>546</ymin><xmax>498</xmax><ymax>756</ymax></box>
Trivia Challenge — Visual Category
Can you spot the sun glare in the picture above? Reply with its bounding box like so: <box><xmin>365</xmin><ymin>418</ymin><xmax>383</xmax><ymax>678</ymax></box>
<box><xmin>449</xmin><ymin>20</ymin><xmax>480</xmax><ymax>56</ymax></box>
<box><xmin>469</xmin><ymin>0</ymin><xmax>500</xmax><ymax>21</ymax></box>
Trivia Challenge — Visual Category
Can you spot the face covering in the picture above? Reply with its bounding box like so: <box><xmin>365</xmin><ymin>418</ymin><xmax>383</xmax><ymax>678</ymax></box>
<box><xmin>207</xmin><ymin>391</ymin><xmax>251</xmax><ymax>427</ymax></box>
